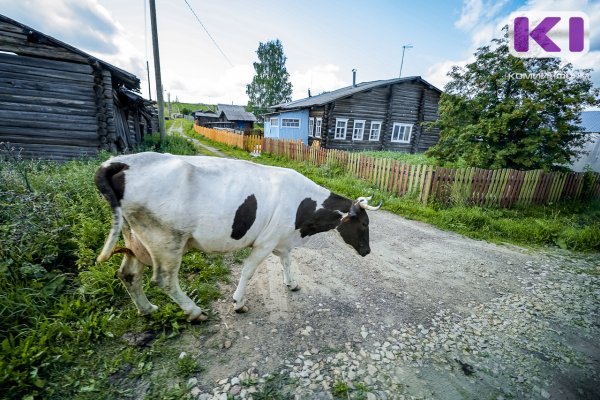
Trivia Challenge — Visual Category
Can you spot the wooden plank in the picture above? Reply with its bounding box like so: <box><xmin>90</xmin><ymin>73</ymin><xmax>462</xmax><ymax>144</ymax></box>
<box><xmin>0</xmin><ymin>60</ymin><xmax>94</xmax><ymax>83</ymax></box>
<box><xmin>422</xmin><ymin>165</ymin><xmax>434</xmax><ymax>204</ymax></box>
<box><xmin>1</xmin><ymin>134</ymin><xmax>98</xmax><ymax>147</ymax></box>
<box><xmin>0</xmin><ymin>35</ymin><xmax>89</xmax><ymax>64</ymax></box>
<box><xmin>0</xmin><ymin>99</ymin><xmax>96</xmax><ymax>115</ymax></box>
<box><xmin>0</xmin><ymin>119</ymin><xmax>96</xmax><ymax>131</ymax></box>
<box><xmin>419</xmin><ymin>164</ymin><xmax>428</xmax><ymax>201</ymax></box>
<box><xmin>0</xmin><ymin>109</ymin><xmax>96</xmax><ymax>125</ymax></box>
<box><xmin>0</xmin><ymin>52</ymin><xmax>93</xmax><ymax>74</ymax></box>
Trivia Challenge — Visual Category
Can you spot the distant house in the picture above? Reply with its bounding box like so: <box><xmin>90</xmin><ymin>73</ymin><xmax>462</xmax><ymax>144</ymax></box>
<box><xmin>0</xmin><ymin>14</ymin><xmax>156</xmax><ymax>161</ymax></box>
<box><xmin>193</xmin><ymin>109</ymin><xmax>219</xmax><ymax>126</ymax></box>
<box><xmin>265</xmin><ymin>76</ymin><xmax>441</xmax><ymax>152</ymax></box>
<box><xmin>570</xmin><ymin>111</ymin><xmax>600</xmax><ymax>172</ymax></box>
<box><xmin>216</xmin><ymin>104</ymin><xmax>257</xmax><ymax>133</ymax></box>
<box><xmin>194</xmin><ymin>104</ymin><xmax>257</xmax><ymax>133</ymax></box>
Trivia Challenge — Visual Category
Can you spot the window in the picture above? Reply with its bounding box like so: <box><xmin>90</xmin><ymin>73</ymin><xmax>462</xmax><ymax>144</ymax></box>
<box><xmin>352</xmin><ymin>120</ymin><xmax>365</xmax><ymax>140</ymax></box>
<box><xmin>369</xmin><ymin>121</ymin><xmax>382</xmax><ymax>141</ymax></box>
<box><xmin>270</xmin><ymin>117</ymin><xmax>278</xmax><ymax>128</ymax></box>
<box><xmin>281</xmin><ymin>118</ymin><xmax>300</xmax><ymax>128</ymax></box>
<box><xmin>315</xmin><ymin>118</ymin><xmax>322</xmax><ymax>138</ymax></box>
<box><xmin>335</xmin><ymin>119</ymin><xmax>348</xmax><ymax>139</ymax></box>
<box><xmin>308</xmin><ymin>118</ymin><xmax>314</xmax><ymax>136</ymax></box>
<box><xmin>391</xmin><ymin>123</ymin><xmax>413</xmax><ymax>143</ymax></box>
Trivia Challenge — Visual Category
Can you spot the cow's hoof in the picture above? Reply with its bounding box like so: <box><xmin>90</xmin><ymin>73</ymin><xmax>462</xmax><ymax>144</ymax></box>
<box><xmin>234</xmin><ymin>305</ymin><xmax>249</xmax><ymax>313</ymax></box>
<box><xmin>138</xmin><ymin>304</ymin><xmax>158</xmax><ymax>316</ymax></box>
<box><xmin>287</xmin><ymin>283</ymin><xmax>301</xmax><ymax>292</ymax></box>
<box><xmin>186</xmin><ymin>308</ymin><xmax>208</xmax><ymax>322</ymax></box>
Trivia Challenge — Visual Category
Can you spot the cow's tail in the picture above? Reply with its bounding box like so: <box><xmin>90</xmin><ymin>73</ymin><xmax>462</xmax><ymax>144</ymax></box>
<box><xmin>95</xmin><ymin>162</ymin><xmax>128</xmax><ymax>263</ymax></box>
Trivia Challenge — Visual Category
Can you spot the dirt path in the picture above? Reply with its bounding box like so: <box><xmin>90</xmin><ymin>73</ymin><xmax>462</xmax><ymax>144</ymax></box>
<box><xmin>175</xmin><ymin>210</ymin><xmax>599</xmax><ymax>399</ymax></box>
<box><xmin>169</xmin><ymin>121</ymin><xmax>231</xmax><ymax>158</ymax></box>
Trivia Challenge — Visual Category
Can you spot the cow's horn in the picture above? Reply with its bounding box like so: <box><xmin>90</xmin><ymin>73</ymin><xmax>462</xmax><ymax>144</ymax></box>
<box><xmin>360</xmin><ymin>200</ymin><xmax>382</xmax><ymax>211</ymax></box>
<box><xmin>357</xmin><ymin>196</ymin><xmax>382</xmax><ymax>211</ymax></box>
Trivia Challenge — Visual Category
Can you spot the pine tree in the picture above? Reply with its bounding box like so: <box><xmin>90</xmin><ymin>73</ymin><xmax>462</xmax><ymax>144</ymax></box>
<box><xmin>246</xmin><ymin>39</ymin><xmax>293</xmax><ymax>118</ymax></box>
<box><xmin>426</xmin><ymin>29</ymin><xmax>599</xmax><ymax>170</ymax></box>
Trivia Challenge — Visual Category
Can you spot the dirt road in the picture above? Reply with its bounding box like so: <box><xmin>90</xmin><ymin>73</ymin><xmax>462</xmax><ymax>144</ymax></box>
<box><xmin>174</xmin><ymin>209</ymin><xmax>599</xmax><ymax>399</ymax></box>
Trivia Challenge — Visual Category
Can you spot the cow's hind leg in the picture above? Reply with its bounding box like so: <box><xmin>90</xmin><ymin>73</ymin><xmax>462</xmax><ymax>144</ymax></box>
<box><xmin>275</xmin><ymin>249</ymin><xmax>300</xmax><ymax>291</ymax></box>
<box><xmin>233</xmin><ymin>246</ymin><xmax>273</xmax><ymax>313</ymax></box>
<box><xmin>152</xmin><ymin>255</ymin><xmax>208</xmax><ymax>322</ymax></box>
<box><xmin>117</xmin><ymin>253</ymin><xmax>158</xmax><ymax>316</ymax></box>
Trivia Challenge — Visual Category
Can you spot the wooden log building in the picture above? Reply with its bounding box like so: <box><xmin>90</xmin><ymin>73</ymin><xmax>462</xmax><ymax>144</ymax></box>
<box><xmin>0</xmin><ymin>14</ymin><xmax>157</xmax><ymax>161</ymax></box>
<box><xmin>265</xmin><ymin>76</ymin><xmax>441</xmax><ymax>152</ymax></box>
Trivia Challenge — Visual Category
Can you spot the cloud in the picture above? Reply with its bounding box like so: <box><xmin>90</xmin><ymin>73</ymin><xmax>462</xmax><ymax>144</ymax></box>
<box><xmin>290</xmin><ymin>64</ymin><xmax>347</xmax><ymax>100</ymax></box>
<box><xmin>455</xmin><ymin>0</ymin><xmax>484</xmax><ymax>30</ymax></box>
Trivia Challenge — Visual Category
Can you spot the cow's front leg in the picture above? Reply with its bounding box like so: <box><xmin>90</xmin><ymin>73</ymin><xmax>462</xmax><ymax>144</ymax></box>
<box><xmin>233</xmin><ymin>246</ymin><xmax>272</xmax><ymax>313</ymax></box>
<box><xmin>117</xmin><ymin>253</ymin><xmax>158</xmax><ymax>316</ymax></box>
<box><xmin>277</xmin><ymin>250</ymin><xmax>300</xmax><ymax>291</ymax></box>
<box><xmin>152</xmin><ymin>258</ymin><xmax>208</xmax><ymax>322</ymax></box>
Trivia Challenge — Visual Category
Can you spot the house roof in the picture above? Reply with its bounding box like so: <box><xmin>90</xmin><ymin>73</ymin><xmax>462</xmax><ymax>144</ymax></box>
<box><xmin>579</xmin><ymin>111</ymin><xmax>600</xmax><ymax>133</ymax></box>
<box><xmin>193</xmin><ymin>110</ymin><xmax>218</xmax><ymax>118</ymax></box>
<box><xmin>0</xmin><ymin>14</ymin><xmax>140</xmax><ymax>90</ymax></box>
<box><xmin>269</xmin><ymin>76</ymin><xmax>442</xmax><ymax>111</ymax></box>
<box><xmin>217</xmin><ymin>104</ymin><xmax>257</xmax><ymax>122</ymax></box>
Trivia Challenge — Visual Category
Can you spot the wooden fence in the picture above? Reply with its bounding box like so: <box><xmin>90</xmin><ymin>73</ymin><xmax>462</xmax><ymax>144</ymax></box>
<box><xmin>193</xmin><ymin>125</ymin><xmax>263</xmax><ymax>153</ymax></box>
<box><xmin>262</xmin><ymin>138</ymin><xmax>600</xmax><ymax>207</ymax></box>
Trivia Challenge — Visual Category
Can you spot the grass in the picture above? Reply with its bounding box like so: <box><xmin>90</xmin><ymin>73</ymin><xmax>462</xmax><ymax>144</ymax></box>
<box><xmin>186</xmin><ymin>134</ymin><xmax>600</xmax><ymax>253</ymax></box>
<box><xmin>0</xmin><ymin>136</ymin><xmax>244</xmax><ymax>399</ymax></box>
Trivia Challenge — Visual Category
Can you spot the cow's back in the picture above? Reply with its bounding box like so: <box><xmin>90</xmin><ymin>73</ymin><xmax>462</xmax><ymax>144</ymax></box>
<box><xmin>103</xmin><ymin>152</ymin><xmax>328</xmax><ymax>253</ymax></box>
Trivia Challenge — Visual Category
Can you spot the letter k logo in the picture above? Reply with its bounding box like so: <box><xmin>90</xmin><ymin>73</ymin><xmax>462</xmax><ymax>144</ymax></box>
<box><xmin>514</xmin><ymin>17</ymin><xmax>561</xmax><ymax>52</ymax></box>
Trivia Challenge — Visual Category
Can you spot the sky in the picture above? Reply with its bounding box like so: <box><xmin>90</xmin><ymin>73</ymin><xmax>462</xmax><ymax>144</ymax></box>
<box><xmin>1</xmin><ymin>0</ymin><xmax>599</xmax><ymax>106</ymax></box>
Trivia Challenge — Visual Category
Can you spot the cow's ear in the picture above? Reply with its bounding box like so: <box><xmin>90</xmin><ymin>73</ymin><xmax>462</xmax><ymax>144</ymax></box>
<box><xmin>343</xmin><ymin>203</ymin><xmax>360</xmax><ymax>222</ymax></box>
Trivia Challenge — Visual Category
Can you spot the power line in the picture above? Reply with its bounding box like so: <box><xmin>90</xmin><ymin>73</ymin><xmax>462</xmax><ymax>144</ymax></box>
<box><xmin>183</xmin><ymin>0</ymin><xmax>234</xmax><ymax>67</ymax></box>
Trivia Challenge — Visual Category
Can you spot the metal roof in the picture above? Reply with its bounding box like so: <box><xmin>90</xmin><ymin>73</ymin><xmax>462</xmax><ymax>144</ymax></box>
<box><xmin>193</xmin><ymin>110</ymin><xmax>218</xmax><ymax>118</ymax></box>
<box><xmin>579</xmin><ymin>111</ymin><xmax>600</xmax><ymax>133</ymax></box>
<box><xmin>269</xmin><ymin>76</ymin><xmax>441</xmax><ymax>111</ymax></box>
<box><xmin>217</xmin><ymin>104</ymin><xmax>257</xmax><ymax>122</ymax></box>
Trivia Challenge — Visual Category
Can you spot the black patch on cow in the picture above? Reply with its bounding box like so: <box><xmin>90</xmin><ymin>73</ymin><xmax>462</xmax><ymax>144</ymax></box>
<box><xmin>337</xmin><ymin>202</ymin><xmax>371</xmax><ymax>256</ymax></box>
<box><xmin>322</xmin><ymin>192</ymin><xmax>352</xmax><ymax>213</ymax></box>
<box><xmin>231</xmin><ymin>195</ymin><xmax>258</xmax><ymax>240</ymax></box>
<box><xmin>295</xmin><ymin>196</ymin><xmax>347</xmax><ymax>238</ymax></box>
<box><xmin>95</xmin><ymin>162</ymin><xmax>129</xmax><ymax>208</ymax></box>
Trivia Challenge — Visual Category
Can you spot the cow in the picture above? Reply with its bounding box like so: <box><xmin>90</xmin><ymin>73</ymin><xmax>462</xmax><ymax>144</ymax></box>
<box><xmin>95</xmin><ymin>152</ymin><xmax>380</xmax><ymax>321</ymax></box>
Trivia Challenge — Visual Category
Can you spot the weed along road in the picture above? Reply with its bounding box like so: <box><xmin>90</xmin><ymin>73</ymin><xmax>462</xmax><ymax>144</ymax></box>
<box><xmin>173</xmin><ymin>207</ymin><xmax>599</xmax><ymax>399</ymax></box>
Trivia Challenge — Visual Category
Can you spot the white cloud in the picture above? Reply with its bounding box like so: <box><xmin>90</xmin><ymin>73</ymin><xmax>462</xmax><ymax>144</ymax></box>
<box><xmin>290</xmin><ymin>64</ymin><xmax>347</xmax><ymax>101</ymax></box>
<box><xmin>455</xmin><ymin>0</ymin><xmax>484</xmax><ymax>30</ymax></box>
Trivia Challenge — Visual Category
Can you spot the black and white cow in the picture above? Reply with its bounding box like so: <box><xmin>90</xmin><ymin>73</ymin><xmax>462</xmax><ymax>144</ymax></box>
<box><xmin>95</xmin><ymin>152</ymin><xmax>380</xmax><ymax>321</ymax></box>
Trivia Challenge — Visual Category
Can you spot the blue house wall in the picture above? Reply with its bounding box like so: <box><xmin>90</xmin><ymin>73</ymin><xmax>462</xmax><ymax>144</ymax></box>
<box><xmin>264</xmin><ymin>110</ymin><xmax>309</xmax><ymax>145</ymax></box>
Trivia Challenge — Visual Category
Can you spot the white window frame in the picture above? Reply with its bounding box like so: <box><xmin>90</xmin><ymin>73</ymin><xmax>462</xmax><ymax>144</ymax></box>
<box><xmin>391</xmin><ymin>122</ymin><xmax>413</xmax><ymax>143</ymax></box>
<box><xmin>352</xmin><ymin>120</ymin><xmax>366</xmax><ymax>140</ymax></box>
<box><xmin>270</xmin><ymin>117</ymin><xmax>278</xmax><ymax>128</ymax></box>
<box><xmin>308</xmin><ymin>118</ymin><xmax>314</xmax><ymax>137</ymax></box>
<box><xmin>281</xmin><ymin>118</ymin><xmax>300</xmax><ymax>128</ymax></box>
<box><xmin>335</xmin><ymin>118</ymin><xmax>348</xmax><ymax>140</ymax></box>
<box><xmin>315</xmin><ymin>117</ymin><xmax>322</xmax><ymax>138</ymax></box>
<box><xmin>369</xmin><ymin>121</ymin><xmax>382</xmax><ymax>141</ymax></box>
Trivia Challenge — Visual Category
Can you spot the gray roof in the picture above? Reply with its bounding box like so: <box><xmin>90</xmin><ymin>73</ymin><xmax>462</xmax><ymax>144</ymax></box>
<box><xmin>579</xmin><ymin>111</ymin><xmax>600</xmax><ymax>133</ymax></box>
<box><xmin>269</xmin><ymin>76</ymin><xmax>441</xmax><ymax>111</ymax></box>
<box><xmin>217</xmin><ymin>104</ymin><xmax>257</xmax><ymax>122</ymax></box>
<box><xmin>193</xmin><ymin>110</ymin><xmax>218</xmax><ymax>118</ymax></box>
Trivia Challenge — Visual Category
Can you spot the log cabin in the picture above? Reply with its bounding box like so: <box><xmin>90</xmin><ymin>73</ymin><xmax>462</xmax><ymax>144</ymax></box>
<box><xmin>0</xmin><ymin>14</ymin><xmax>156</xmax><ymax>161</ymax></box>
<box><xmin>265</xmin><ymin>76</ymin><xmax>441</xmax><ymax>153</ymax></box>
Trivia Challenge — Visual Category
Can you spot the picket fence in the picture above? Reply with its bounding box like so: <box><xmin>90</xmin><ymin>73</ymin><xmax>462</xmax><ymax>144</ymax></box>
<box><xmin>193</xmin><ymin>125</ymin><xmax>262</xmax><ymax>153</ymax></box>
<box><xmin>261</xmin><ymin>139</ymin><xmax>600</xmax><ymax>207</ymax></box>
<box><xmin>192</xmin><ymin>126</ymin><xmax>600</xmax><ymax>207</ymax></box>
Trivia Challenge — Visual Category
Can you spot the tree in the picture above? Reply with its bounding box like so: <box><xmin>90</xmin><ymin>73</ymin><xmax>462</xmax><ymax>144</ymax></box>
<box><xmin>246</xmin><ymin>39</ymin><xmax>293</xmax><ymax>118</ymax></box>
<box><xmin>426</xmin><ymin>29</ymin><xmax>599</xmax><ymax>170</ymax></box>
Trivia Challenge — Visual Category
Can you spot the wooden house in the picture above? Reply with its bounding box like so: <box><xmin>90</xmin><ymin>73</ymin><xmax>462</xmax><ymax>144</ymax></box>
<box><xmin>193</xmin><ymin>109</ymin><xmax>219</xmax><ymax>127</ymax></box>
<box><xmin>0</xmin><ymin>14</ymin><xmax>156</xmax><ymax>161</ymax></box>
<box><xmin>216</xmin><ymin>104</ymin><xmax>256</xmax><ymax>133</ymax></box>
<box><xmin>265</xmin><ymin>76</ymin><xmax>441</xmax><ymax>152</ymax></box>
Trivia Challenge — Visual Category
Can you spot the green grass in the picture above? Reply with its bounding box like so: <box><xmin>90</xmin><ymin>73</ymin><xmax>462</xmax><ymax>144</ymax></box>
<box><xmin>0</xmin><ymin>136</ymin><xmax>243</xmax><ymax>399</ymax></box>
<box><xmin>165</xmin><ymin>102</ymin><xmax>215</xmax><ymax>116</ymax></box>
<box><xmin>185</xmin><ymin>134</ymin><xmax>600</xmax><ymax>253</ymax></box>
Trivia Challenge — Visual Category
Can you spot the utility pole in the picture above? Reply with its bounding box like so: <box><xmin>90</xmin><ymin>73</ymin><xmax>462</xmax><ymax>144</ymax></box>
<box><xmin>149</xmin><ymin>0</ymin><xmax>166</xmax><ymax>145</ymax></box>
<box><xmin>399</xmin><ymin>44</ymin><xmax>413</xmax><ymax>78</ymax></box>
<box><xmin>146</xmin><ymin>61</ymin><xmax>152</xmax><ymax>101</ymax></box>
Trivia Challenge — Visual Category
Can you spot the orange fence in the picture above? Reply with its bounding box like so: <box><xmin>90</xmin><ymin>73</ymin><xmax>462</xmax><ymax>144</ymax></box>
<box><xmin>193</xmin><ymin>125</ymin><xmax>263</xmax><ymax>152</ymax></box>
<box><xmin>262</xmin><ymin>138</ymin><xmax>600</xmax><ymax>207</ymax></box>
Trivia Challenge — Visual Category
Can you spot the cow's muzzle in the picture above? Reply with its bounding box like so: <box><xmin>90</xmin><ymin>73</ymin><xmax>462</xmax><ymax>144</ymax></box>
<box><xmin>358</xmin><ymin>247</ymin><xmax>370</xmax><ymax>257</ymax></box>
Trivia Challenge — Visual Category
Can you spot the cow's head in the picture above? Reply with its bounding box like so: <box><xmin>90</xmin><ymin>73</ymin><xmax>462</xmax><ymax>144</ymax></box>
<box><xmin>336</xmin><ymin>196</ymin><xmax>381</xmax><ymax>257</ymax></box>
